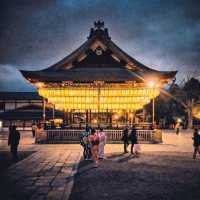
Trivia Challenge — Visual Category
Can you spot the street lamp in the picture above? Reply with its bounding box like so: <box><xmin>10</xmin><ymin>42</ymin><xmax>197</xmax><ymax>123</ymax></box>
<box><xmin>147</xmin><ymin>80</ymin><xmax>157</xmax><ymax>126</ymax></box>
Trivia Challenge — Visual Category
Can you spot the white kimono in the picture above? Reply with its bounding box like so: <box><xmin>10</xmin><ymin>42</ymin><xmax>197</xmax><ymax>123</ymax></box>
<box><xmin>98</xmin><ymin>131</ymin><xmax>106</xmax><ymax>158</ymax></box>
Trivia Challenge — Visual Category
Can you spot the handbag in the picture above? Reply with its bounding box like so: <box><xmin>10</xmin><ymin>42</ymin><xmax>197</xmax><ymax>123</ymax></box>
<box><xmin>134</xmin><ymin>144</ymin><xmax>141</xmax><ymax>152</ymax></box>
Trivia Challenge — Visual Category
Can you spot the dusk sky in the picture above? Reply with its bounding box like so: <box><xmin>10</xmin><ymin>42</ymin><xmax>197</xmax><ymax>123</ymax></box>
<box><xmin>0</xmin><ymin>0</ymin><xmax>200</xmax><ymax>91</ymax></box>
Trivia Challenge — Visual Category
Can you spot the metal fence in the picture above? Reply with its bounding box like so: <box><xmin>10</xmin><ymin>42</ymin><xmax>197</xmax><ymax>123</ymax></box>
<box><xmin>40</xmin><ymin>129</ymin><xmax>160</xmax><ymax>144</ymax></box>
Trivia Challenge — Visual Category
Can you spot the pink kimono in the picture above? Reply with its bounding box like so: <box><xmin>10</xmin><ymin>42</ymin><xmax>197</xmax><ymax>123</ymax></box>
<box><xmin>98</xmin><ymin>131</ymin><xmax>106</xmax><ymax>159</ymax></box>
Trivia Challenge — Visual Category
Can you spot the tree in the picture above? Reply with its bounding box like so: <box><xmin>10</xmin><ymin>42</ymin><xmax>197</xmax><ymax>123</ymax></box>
<box><xmin>182</xmin><ymin>78</ymin><xmax>200</xmax><ymax>128</ymax></box>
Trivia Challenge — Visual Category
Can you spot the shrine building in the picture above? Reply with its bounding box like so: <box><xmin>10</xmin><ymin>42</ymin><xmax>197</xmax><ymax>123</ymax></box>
<box><xmin>20</xmin><ymin>21</ymin><xmax>177</xmax><ymax>129</ymax></box>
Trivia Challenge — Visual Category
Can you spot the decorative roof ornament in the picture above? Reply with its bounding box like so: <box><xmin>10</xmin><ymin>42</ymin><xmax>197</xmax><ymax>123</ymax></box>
<box><xmin>94</xmin><ymin>20</ymin><xmax>104</xmax><ymax>29</ymax></box>
<box><xmin>88</xmin><ymin>20</ymin><xmax>110</xmax><ymax>39</ymax></box>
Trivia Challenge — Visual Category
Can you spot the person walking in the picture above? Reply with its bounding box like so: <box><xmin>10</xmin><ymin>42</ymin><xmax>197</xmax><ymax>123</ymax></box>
<box><xmin>89</xmin><ymin>128</ymin><xmax>100</xmax><ymax>167</ymax></box>
<box><xmin>130</xmin><ymin>125</ymin><xmax>138</xmax><ymax>155</ymax></box>
<box><xmin>122</xmin><ymin>126</ymin><xmax>129</xmax><ymax>153</ymax></box>
<box><xmin>98</xmin><ymin>128</ymin><xmax>106</xmax><ymax>159</ymax></box>
<box><xmin>8</xmin><ymin>125</ymin><xmax>20</xmax><ymax>161</ymax></box>
<box><xmin>192</xmin><ymin>128</ymin><xmax>200</xmax><ymax>159</ymax></box>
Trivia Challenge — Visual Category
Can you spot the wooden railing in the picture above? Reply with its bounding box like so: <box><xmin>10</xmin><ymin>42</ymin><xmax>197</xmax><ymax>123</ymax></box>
<box><xmin>36</xmin><ymin>129</ymin><xmax>162</xmax><ymax>144</ymax></box>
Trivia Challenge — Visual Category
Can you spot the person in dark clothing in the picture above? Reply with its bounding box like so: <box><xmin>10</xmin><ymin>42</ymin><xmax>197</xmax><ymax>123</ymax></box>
<box><xmin>192</xmin><ymin>128</ymin><xmax>200</xmax><ymax>159</ymax></box>
<box><xmin>130</xmin><ymin>125</ymin><xmax>138</xmax><ymax>154</ymax></box>
<box><xmin>31</xmin><ymin>123</ymin><xmax>37</xmax><ymax>137</ymax></box>
<box><xmin>8</xmin><ymin>125</ymin><xmax>20</xmax><ymax>161</ymax></box>
<box><xmin>122</xmin><ymin>126</ymin><xmax>129</xmax><ymax>153</ymax></box>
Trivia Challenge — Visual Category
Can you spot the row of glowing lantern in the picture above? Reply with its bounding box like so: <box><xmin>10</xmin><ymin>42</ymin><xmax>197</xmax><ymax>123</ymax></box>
<box><xmin>47</xmin><ymin>96</ymin><xmax>151</xmax><ymax>104</ymax></box>
<box><xmin>54</xmin><ymin>103</ymin><xmax>144</xmax><ymax>110</ymax></box>
<box><xmin>39</xmin><ymin>88</ymin><xmax>160</xmax><ymax>97</ymax></box>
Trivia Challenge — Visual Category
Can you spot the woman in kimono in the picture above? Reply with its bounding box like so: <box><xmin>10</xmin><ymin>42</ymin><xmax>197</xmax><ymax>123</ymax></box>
<box><xmin>98</xmin><ymin>128</ymin><xmax>106</xmax><ymax>159</ymax></box>
<box><xmin>89</xmin><ymin>128</ymin><xmax>100</xmax><ymax>167</ymax></box>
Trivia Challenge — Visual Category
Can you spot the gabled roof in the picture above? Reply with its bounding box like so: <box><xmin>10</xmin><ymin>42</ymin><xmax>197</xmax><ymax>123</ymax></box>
<box><xmin>20</xmin><ymin>20</ymin><xmax>177</xmax><ymax>84</ymax></box>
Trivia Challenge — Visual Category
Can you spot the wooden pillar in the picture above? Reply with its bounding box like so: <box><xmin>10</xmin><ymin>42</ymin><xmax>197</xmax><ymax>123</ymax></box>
<box><xmin>152</xmin><ymin>98</ymin><xmax>155</xmax><ymax>125</ymax></box>
<box><xmin>131</xmin><ymin>111</ymin><xmax>133</xmax><ymax>126</ymax></box>
<box><xmin>52</xmin><ymin>104</ymin><xmax>55</xmax><ymax>120</ymax></box>
<box><xmin>89</xmin><ymin>109</ymin><xmax>92</xmax><ymax>124</ymax></box>
<box><xmin>110</xmin><ymin>112</ymin><xmax>112</xmax><ymax>128</ymax></box>
<box><xmin>70</xmin><ymin>110</ymin><xmax>73</xmax><ymax>125</ymax></box>
<box><xmin>106</xmin><ymin>109</ymin><xmax>109</xmax><ymax>127</ymax></box>
<box><xmin>125</xmin><ymin>112</ymin><xmax>128</xmax><ymax>125</ymax></box>
<box><xmin>64</xmin><ymin>111</ymin><xmax>67</xmax><ymax>125</ymax></box>
<box><xmin>142</xmin><ymin>108</ymin><xmax>145</xmax><ymax>122</ymax></box>
<box><xmin>86</xmin><ymin>109</ymin><xmax>89</xmax><ymax>125</ymax></box>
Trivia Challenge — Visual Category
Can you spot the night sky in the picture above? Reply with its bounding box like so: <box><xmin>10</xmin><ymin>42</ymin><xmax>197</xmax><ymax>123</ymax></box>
<box><xmin>0</xmin><ymin>0</ymin><xmax>200</xmax><ymax>91</ymax></box>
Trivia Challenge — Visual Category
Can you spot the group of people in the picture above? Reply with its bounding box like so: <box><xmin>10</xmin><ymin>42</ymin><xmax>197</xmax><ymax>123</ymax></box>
<box><xmin>80</xmin><ymin>125</ymin><xmax>141</xmax><ymax>167</ymax></box>
<box><xmin>6</xmin><ymin>124</ymin><xmax>200</xmax><ymax>164</ymax></box>
<box><xmin>80</xmin><ymin>127</ymin><xmax>106</xmax><ymax>167</ymax></box>
<box><xmin>121</xmin><ymin>125</ymin><xmax>140</xmax><ymax>155</ymax></box>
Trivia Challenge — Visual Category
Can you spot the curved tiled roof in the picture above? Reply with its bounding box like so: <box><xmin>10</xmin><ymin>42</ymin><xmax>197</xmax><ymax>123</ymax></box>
<box><xmin>20</xmin><ymin>21</ymin><xmax>177</xmax><ymax>84</ymax></box>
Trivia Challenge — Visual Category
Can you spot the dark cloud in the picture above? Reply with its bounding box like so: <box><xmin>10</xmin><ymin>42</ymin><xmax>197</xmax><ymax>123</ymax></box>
<box><xmin>0</xmin><ymin>0</ymin><xmax>200</xmax><ymax>90</ymax></box>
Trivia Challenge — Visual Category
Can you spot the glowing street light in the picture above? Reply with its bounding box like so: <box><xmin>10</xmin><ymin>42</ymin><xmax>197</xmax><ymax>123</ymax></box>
<box><xmin>147</xmin><ymin>80</ymin><xmax>159</xmax><ymax>126</ymax></box>
<box><xmin>114</xmin><ymin>114</ymin><xmax>119</xmax><ymax>120</ymax></box>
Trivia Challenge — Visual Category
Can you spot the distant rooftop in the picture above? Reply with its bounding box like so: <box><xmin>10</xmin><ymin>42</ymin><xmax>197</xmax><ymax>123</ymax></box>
<box><xmin>0</xmin><ymin>92</ymin><xmax>42</xmax><ymax>100</ymax></box>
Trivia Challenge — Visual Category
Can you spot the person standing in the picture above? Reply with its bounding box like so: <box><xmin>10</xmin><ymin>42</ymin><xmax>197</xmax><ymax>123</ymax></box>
<box><xmin>192</xmin><ymin>128</ymin><xmax>200</xmax><ymax>159</ymax></box>
<box><xmin>175</xmin><ymin>122</ymin><xmax>180</xmax><ymax>135</ymax></box>
<box><xmin>80</xmin><ymin>127</ymin><xmax>91</xmax><ymax>160</ymax></box>
<box><xmin>31</xmin><ymin>123</ymin><xmax>37</xmax><ymax>137</ymax></box>
<box><xmin>8</xmin><ymin>125</ymin><xmax>20</xmax><ymax>161</ymax></box>
<box><xmin>80</xmin><ymin>131</ymin><xmax>88</xmax><ymax>159</ymax></box>
<box><xmin>122</xmin><ymin>126</ymin><xmax>129</xmax><ymax>153</ymax></box>
<box><xmin>130</xmin><ymin>125</ymin><xmax>138</xmax><ymax>155</ymax></box>
<box><xmin>89</xmin><ymin>128</ymin><xmax>100</xmax><ymax>167</ymax></box>
<box><xmin>98</xmin><ymin>128</ymin><xmax>106</xmax><ymax>159</ymax></box>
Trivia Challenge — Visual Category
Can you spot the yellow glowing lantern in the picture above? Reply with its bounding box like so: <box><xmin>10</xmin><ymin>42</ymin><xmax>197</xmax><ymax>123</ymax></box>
<box><xmin>38</xmin><ymin>83</ymin><xmax>160</xmax><ymax>113</ymax></box>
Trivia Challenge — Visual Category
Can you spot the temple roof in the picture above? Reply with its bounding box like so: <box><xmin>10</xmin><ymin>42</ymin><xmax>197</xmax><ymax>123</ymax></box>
<box><xmin>20</xmin><ymin>20</ymin><xmax>177</xmax><ymax>84</ymax></box>
<box><xmin>0</xmin><ymin>104</ymin><xmax>63</xmax><ymax>120</ymax></box>
<box><xmin>0</xmin><ymin>92</ymin><xmax>42</xmax><ymax>100</ymax></box>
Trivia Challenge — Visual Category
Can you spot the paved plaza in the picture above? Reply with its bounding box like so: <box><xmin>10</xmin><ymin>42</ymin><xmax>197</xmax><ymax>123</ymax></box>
<box><xmin>0</xmin><ymin>129</ymin><xmax>199</xmax><ymax>200</ymax></box>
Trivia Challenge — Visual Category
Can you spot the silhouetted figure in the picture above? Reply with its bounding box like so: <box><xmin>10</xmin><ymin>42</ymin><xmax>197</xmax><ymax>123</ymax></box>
<box><xmin>192</xmin><ymin>129</ymin><xmax>200</xmax><ymax>159</ymax></box>
<box><xmin>122</xmin><ymin>126</ymin><xmax>129</xmax><ymax>153</ymax></box>
<box><xmin>130</xmin><ymin>125</ymin><xmax>138</xmax><ymax>154</ymax></box>
<box><xmin>31</xmin><ymin>123</ymin><xmax>37</xmax><ymax>137</ymax></box>
<box><xmin>61</xmin><ymin>123</ymin><xmax>65</xmax><ymax>129</ymax></box>
<box><xmin>8</xmin><ymin>125</ymin><xmax>20</xmax><ymax>161</ymax></box>
<box><xmin>85</xmin><ymin>124</ymin><xmax>90</xmax><ymax>133</ymax></box>
<box><xmin>175</xmin><ymin>122</ymin><xmax>180</xmax><ymax>135</ymax></box>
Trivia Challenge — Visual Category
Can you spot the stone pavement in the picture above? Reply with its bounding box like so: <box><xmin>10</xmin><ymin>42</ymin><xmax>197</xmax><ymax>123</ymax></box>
<box><xmin>0</xmin><ymin>138</ymin><xmax>82</xmax><ymax>200</ymax></box>
<box><xmin>0</xmin><ymin>129</ymin><xmax>195</xmax><ymax>200</ymax></box>
<box><xmin>105</xmin><ymin>129</ymin><xmax>194</xmax><ymax>154</ymax></box>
